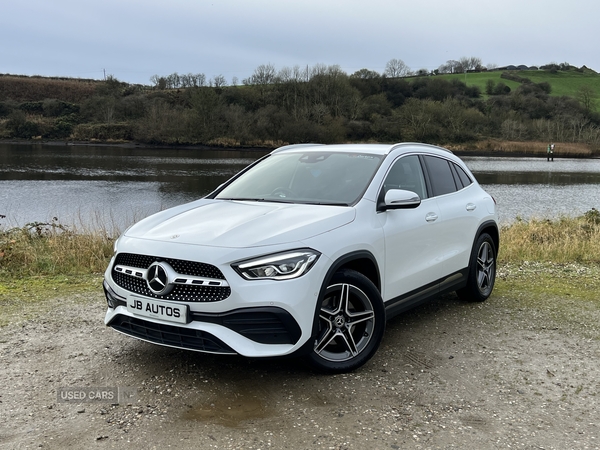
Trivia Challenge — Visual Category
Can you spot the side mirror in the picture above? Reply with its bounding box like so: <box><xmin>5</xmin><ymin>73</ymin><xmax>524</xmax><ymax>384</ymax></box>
<box><xmin>379</xmin><ymin>189</ymin><xmax>421</xmax><ymax>211</ymax></box>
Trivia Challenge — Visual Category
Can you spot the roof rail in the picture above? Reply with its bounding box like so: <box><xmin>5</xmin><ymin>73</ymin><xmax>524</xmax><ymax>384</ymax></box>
<box><xmin>389</xmin><ymin>142</ymin><xmax>453</xmax><ymax>154</ymax></box>
<box><xmin>271</xmin><ymin>143</ymin><xmax>324</xmax><ymax>154</ymax></box>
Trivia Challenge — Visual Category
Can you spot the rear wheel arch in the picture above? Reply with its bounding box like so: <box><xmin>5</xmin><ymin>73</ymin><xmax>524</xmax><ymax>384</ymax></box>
<box><xmin>458</xmin><ymin>229</ymin><xmax>497</xmax><ymax>302</ymax></box>
<box><xmin>475</xmin><ymin>221</ymin><xmax>499</xmax><ymax>256</ymax></box>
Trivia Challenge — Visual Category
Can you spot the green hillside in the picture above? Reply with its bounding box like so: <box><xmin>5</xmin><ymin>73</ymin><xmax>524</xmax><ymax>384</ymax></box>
<box><xmin>442</xmin><ymin>67</ymin><xmax>600</xmax><ymax>106</ymax></box>
<box><xmin>445</xmin><ymin>71</ymin><xmax>521</xmax><ymax>92</ymax></box>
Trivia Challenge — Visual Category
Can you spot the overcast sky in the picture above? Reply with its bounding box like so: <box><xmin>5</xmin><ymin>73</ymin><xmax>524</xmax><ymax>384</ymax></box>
<box><xmin>1</xmin><ymin>0</ymin><xmax>597</xmax><ymax>85</ymax></box>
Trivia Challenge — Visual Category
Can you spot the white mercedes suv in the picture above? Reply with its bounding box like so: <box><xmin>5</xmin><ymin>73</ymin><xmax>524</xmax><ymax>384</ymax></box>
<box><xmin>103</xmin><ymin>143</ymin><xmax>498</xmax><ymax>372</ymax></box>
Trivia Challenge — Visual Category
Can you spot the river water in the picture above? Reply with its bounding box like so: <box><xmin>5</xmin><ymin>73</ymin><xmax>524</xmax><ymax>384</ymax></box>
<box><xmin>1</xmin><ymin>143</ymin><xmax>599</xmax><ymax>232</ymax></box>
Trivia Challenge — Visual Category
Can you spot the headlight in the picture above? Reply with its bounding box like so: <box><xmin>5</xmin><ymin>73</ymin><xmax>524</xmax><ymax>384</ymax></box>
<box><xmin>112</xmin><ymin>223</ymin><xmax>134</xmax><ymax>255</ymax></box>
<box><xmin>232</xmin><ymin>249</ymin><xmax>320</xmax><ymax>281</ymax></box>
<box><xmin>113</xmin><ymin>236</ymin><xmax>120</xmax><ymax>254</ymax></box>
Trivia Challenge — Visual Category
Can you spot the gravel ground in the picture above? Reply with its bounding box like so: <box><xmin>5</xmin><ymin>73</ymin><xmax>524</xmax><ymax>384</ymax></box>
<box><xmin>1</xmin><ymin>269</ymin><xmax>599</xmax><ymax>450</ymax></box>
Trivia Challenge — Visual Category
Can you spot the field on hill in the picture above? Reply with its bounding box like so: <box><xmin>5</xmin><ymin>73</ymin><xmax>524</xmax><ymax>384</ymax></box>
<box><xmin>443</xmin><ymin>68</ymin><xmax>600</xmax><ymax>110</ymax></box>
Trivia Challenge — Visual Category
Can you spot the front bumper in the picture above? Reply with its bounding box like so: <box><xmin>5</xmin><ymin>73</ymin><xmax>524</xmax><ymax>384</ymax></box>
<box><xmin>104</xmin><ymin>280</ymin><xmax>302</xmax><ymax>351</ymax></box>
<box><xmin>103</xmin><ymin>247</ymin><xmax>328</xmax><ymax>357</ymax></box>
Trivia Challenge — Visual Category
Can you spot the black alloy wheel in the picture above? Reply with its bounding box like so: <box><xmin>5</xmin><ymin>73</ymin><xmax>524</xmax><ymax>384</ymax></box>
<box><xmin>458</xmin><ymin>233</ymin><xmax>497</xmax><ymax>302</ymax></box>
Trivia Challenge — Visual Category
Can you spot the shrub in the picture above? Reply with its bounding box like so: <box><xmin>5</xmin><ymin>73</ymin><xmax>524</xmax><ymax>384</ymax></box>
<box><xmin>19</xmin><ymin>101</ymin><xmax>44</xmax><ymax>114</ymax></box>
<box><xmin>493</xmin><ymin>82</ymin><xmax>511</xmax><ymax>95</ymax></box>
<box><xmin>0</xmin><ymin>100</ymin><xmax>17</xmax><ymax>117</ymax></box>
<box><xmin>45</xmin><ymin>114</ymin><xmax>79</xmax><ymax>138</ymax></box>
<box><xmin>71</xmin><ymin>123</ymin><xmax>134</xmax><ymax>140</ymax></box>
<box><xmin>42</xmin><ymin>99</ymin><xmax>79</xmax><ymax>117</ymax></box>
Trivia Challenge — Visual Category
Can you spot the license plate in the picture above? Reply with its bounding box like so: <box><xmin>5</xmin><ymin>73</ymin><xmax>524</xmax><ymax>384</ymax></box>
<box><xmin>126</xmin><ymin>296</ymin><xmax>189</xmax><ymax>324</ymax></box>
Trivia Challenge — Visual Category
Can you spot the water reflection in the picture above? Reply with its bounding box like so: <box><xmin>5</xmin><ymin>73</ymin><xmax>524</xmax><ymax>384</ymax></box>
<box><xmin>1</xmin><ymin>144</ymin><xmax>599</xmax><ymax>231</ymax></box>
<box><xmin>463</xmin><ymin>156</ymin><xmax>600</xmax><ymax>185</ymax></box>
<box><xmin>462</xmin><ymin>156</ymin><xmax>600</xmax><ymax>223</ymax></box>
<box><xmin>0</xmin><ymin>143</ymin><xmax>265</xmax><ymax>231</ymax></box>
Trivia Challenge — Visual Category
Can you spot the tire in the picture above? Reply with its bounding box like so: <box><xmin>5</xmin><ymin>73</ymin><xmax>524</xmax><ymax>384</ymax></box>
<box><xmin>307</xmin><ymin>269</ymin><xmax>385</xmax><ymax>373</ymax></box>
<box><xmin>457</xmin><ymin>233</ymin><xmax>497</xmax><ymax>302</ymax></box>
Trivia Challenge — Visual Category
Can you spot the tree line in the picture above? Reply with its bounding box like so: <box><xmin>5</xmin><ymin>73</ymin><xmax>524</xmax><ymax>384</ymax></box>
<box><xmin>0</xmin><ymin>60</ymin><xmax>599</xmax><ymax>150</ymax></box>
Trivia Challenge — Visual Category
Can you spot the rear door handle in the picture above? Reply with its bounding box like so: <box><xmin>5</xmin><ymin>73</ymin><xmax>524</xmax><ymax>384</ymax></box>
<box><xmin>425</xmin><ymin>212</ymin><xmax>438</xmax><ymax>222</ymax></box>
<box><xmin>466</xmin><ymin>203</ymin><xmax>476</xmax><ymax>211</ymax></box>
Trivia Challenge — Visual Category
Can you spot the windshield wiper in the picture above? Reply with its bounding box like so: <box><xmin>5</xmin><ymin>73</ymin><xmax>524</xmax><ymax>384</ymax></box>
<box><xmin>218</xmin><ymin>197</ymin><xmax>264</xmax><ymax>202</ymax></box>
<box><xmin>298</xmin><ymin>201</ymin><xmax>349</xmax><ymax>206</ymax></box>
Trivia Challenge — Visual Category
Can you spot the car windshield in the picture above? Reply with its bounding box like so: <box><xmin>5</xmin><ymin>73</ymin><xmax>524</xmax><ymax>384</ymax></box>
<box><xmin>215</xmin><ymin>151</ymin><xmax>383</xmax><ymax>205</ymax></box>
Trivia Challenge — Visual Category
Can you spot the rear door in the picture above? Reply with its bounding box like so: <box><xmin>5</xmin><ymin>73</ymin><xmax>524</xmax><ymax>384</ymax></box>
<box><xmin>422</xmin><ymin>155</ymin><xmax>481</xmax><ymax>274</ymax></box>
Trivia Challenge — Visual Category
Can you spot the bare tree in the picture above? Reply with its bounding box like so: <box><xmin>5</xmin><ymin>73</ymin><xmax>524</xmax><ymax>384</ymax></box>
<box><xmin>457</xmin><ymin>56</ymin><xmax>483</xmax><ymax>72</ymax></box>
<box><xmin>292</xmin><ymin>65</ymin><xmax>310</xmax><ymax>83</ymax></box>
<box><xmin>310</xmin><ymin>63</ymin><xmax>328</xmax><ymax>79</ymax></box>
<box><xmin>166</xmin><ymin>72</ymin><xmax>181</xmax><ymax>89</ymax></box>
<box><xmin>250</xmin><ymin>64</ymin><xmax>277</xmax><ymax>85</ymax></box>
<box><xmin>212</xmin><ymin>74</ymin><xmax>227</xmax><ymax>88</ymax></box>
<box><xmin>384</xmin><ymin>59</ymin><xmax>410</xmax><ymax>78</ymax></box>
<box><xmin>277</xmin><ymin>66</ymin><xmax>293</xmax><ymax>83</ymax></box>
<box><xmin>469</xmin><ymin>57</ymin><xmax>483</xmax><ymax>70</ymax></box>
<box><xmin>150</xmin><ymin>74</ymin><xmax>167</xmax><ymax>89</ymax></box>
<box><xmin>101</xmin><ymin>98</ymin><xmax>116</xmax><ymax>124</ymax></box>
<box><xmin>458</xmin><ymin>57</ymin><xmax>471</xmax><ymax>72</ymax></box>
<box><xmin>577</xmin><ymin>85</ymin><xmax>597</xmax><ymax>112</ymax></box>
<box><xmin>438</xmin><ymin>60</ymin><xmax>460</xmax><ymax>74</ymax></box>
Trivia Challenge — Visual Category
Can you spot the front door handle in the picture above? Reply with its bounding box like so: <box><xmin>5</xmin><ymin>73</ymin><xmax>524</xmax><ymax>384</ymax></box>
<box><xmin>425</xmin><ymin>212</ymin><xmax>438</xmax><ymax>222</ymax></box>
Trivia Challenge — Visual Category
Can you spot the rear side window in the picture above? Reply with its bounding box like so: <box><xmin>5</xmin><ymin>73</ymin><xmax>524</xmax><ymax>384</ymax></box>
<box><xmin>423</xmin><ymin>156</ymin><xmax>457</xmax><ymax>197</ymax></box>
<box><xmin>451</xmin><ymin>163</ymin><xmax>473</xmax><ymax>189</ymax></box>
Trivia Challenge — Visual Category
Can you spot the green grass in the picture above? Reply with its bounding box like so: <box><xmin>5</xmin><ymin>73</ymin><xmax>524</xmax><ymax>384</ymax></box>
<box><xmin>441</xmin><ymin>68</ymin><xmax>600</xmax><ymax>110</ymax></box>
<box><xmin>493</xmin><ymin>261</ymin><xmax>600</xmax><ymax>339</ymax></box>
<box><xmin>0</xmin><ymin>274</ymin><xmax>104</xmax><ymax>326</ymax></box>
<box><xmin>523</xmin><ymin>69</ymin><xmax>600</xmax><ymax>97</ymax></box>
<box><xmin>445</xmin><ymin>71</ymin><xmax>522</xmax><ymax>92</ymax></box>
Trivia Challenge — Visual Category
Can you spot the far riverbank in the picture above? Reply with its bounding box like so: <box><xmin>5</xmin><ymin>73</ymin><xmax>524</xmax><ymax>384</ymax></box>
<box><xmin>449</xmin><ymin>139</ymin><xmax>597</xmax><ymax>158</ymax></box>
<box><xmin>1</xmin><ymin>138</ymin><xmax>598</xmax><ymax>158</ymax></box>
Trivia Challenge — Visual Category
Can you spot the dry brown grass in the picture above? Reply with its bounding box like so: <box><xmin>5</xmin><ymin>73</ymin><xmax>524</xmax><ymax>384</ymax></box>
<box><xmin>453</xmin><ymin>139</ymin><xmax>594</xmax><ymax>157</ymax></box>
<box><xmin>0</xmin><ymin>75</ymin><xmax>98</xmax><ymax>103</ymax></box>
<box><xmin>0</xmin><ymin>221</ymin><xmax>114</xmax><ymax>277</ymax></box>
<box><xmin>499</xmin><ymin>209</ymin><xmax>600</xmax><ymax>263</ymax></box>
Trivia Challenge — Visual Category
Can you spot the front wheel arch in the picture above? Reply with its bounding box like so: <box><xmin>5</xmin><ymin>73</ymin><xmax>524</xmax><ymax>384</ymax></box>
<box><xmin>306</xmin><ymin>269</ymin><xmax>386</xmax><ymax>373</ymax></box>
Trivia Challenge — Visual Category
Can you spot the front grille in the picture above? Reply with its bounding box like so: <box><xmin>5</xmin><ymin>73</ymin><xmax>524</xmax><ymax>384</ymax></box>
<box><xmin>109</xmin><ymin>315</ymin><xmax>236</xmax><ymax>354</ymax></box>
<box><xmin>112</xmin><ymin>253</ymin><xmax>231</xmax><ymax>302</ymax></box>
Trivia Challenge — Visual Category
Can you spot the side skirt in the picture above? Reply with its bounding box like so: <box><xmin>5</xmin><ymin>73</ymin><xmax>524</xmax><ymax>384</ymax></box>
<box><xmin>384</xmin><ymin>268</ymin><xmax>468</xmax><ymax>320</ymax></box>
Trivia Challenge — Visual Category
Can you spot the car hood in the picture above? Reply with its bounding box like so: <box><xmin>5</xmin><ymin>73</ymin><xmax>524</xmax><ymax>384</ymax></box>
<box><xmin>124</xmin><ymin>199</ymin><xmax>356</xmax><ymax>248</ymax></box>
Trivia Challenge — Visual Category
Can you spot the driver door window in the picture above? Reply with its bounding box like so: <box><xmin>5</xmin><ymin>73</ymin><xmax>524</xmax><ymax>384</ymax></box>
<box><xmin>383</xmin><ymin>155</ymin><xmax>427</xmax><ymax>199</ymax></box>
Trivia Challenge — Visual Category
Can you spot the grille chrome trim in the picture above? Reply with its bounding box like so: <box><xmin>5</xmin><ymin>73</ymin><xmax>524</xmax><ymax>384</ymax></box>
<box><xmin>114</xmin><ymin>264</ymin><xmax>229</xmax><ymax>287</ymax></box>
